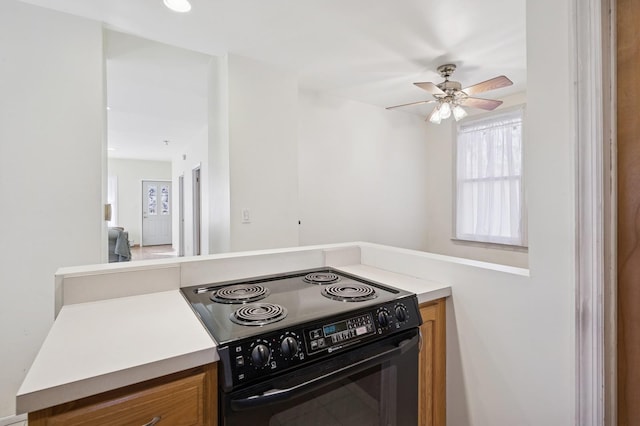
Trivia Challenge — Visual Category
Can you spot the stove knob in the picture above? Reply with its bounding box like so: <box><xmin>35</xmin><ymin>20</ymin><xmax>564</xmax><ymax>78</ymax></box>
<box><xmin>280</xmin><ymin>336</ymin><xmax>299</xmax><ymax>358</ymax></box>
<box><xmin>251</xmin><ymin>344</ymin><xmax>271</xmax><ymax>368</ymax></box>
<box><xmin>395</xmin><ymin>305</ymin><xmax>408</xmax><ymax>322</ymax></box>
<box><xmin>377</xmin><ymin>310</ymin><xmax>391</xmax><ymax>328</ymax></box>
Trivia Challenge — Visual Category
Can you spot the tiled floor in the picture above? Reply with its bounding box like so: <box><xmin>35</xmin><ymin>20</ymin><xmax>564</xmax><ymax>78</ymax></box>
<box><xmin>130</xmin><ymin>244</ymin><xmax>177</xmax><ymax>261</ymax></box>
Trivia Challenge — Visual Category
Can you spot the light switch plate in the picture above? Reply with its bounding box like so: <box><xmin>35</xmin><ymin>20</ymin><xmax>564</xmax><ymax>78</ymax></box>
<box><xmin>241</xmin><ymin>208</ymin><xmax>251</xmax><ymax>223</ymax></box>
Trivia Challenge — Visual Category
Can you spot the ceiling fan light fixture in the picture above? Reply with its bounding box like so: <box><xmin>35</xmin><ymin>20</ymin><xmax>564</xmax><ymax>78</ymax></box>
<box><xmin>163</xmin><ymin>0</ymin><xmax>191</xmax><ymax>13</ymax></box>
<box><xmin>429</xmin><ymin>106</ymin><xmax>442</xmax><ymax>124</ymax></box>
<box><xmin>439</xmin><ymin>101</ymin><xmax>452</xmax><ymax>119</ymax></box>
<box><xmin>453</xmin><ymin>105</ymin><xmax>468</xmax><ymax>121</ymax></box>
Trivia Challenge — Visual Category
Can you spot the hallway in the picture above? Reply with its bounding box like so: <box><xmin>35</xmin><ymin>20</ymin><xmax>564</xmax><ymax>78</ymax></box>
<box><xmin>130</xmin><ymin>244</ymin><xmax>177</xmax><ymax>261</ymax></box>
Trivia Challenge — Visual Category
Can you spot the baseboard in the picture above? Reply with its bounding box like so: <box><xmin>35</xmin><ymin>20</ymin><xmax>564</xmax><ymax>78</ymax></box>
<box><xmin>0</xmin><ymin>413</ymin><xmax>26</xmax><ymax>426</ymax></box>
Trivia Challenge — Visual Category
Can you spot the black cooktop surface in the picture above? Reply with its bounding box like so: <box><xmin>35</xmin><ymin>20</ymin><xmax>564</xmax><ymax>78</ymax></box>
<box><xmin>180</xmin><ymin>268</ymin><xmax>413</xmax><ymax>344</ymax></box>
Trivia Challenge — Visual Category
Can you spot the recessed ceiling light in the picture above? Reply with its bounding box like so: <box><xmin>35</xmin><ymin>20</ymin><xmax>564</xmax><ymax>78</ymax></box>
<box><xmin>163</xmin><ymin>0</ymin><xmax>191</xmax><ymax>13</ymax></box>
<box><xmin>107</xmin><ymin>147</ymin><xmax>116</xmax><ymax>152</ymax></box>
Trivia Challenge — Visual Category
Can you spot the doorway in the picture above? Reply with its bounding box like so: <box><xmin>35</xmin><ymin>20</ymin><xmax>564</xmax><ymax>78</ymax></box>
<box><xmin>104</xmin><ymin>29</ymin><xmax>211</xmax><ymax>261</ymax></box>
<box><xmin>141</xmin><ymin>180</ymin><xmax>172</xmax><ymax>246</ymax></box>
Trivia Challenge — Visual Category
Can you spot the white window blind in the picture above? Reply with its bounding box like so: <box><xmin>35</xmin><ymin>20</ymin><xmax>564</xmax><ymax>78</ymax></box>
<box><xmin>455</xmin><ymin>108</ymin><xmax>526</xmax><ymax>246</ymax></box>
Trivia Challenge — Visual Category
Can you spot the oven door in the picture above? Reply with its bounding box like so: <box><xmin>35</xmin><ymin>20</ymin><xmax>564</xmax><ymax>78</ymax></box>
<box><xmin>220</xmin><ymin>328</ymin><xmax>419</xmax><ymax>426</ymax></box>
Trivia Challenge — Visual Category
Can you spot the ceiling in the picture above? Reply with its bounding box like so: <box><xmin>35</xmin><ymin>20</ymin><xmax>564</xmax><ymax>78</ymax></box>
<box><xmin>20</xmin><ymin>0</ymin><xmax>526</xmax><ymax>161</ymax></box>
<box><xmin>105</xmin><ymin>30</ymin><xmax>210</xmax><ymax>160</ymax></box>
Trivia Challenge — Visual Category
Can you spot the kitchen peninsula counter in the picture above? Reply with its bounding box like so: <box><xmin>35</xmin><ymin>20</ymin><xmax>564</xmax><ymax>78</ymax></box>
<box><xmin>16</xmin><ymin>290</ymin><xmax>217</xmax><ymax>414</ymax></box>
<box><xmin>16</xmin><ymin>243</ymin><xmax>455</xmax><ymax>414</ymax></box>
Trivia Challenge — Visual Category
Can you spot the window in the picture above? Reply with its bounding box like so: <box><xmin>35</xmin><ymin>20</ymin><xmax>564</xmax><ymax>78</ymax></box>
<box><xmin>455</xmin><ymin>107</ymin><xmax>526</xmax><ymax>246</ymax></box>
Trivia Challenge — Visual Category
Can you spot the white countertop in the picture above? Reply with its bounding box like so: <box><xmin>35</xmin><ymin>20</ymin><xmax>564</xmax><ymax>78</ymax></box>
<box><xmin>17</xmin><ymin>255</ymin><xmax>451</xmax><ymax>414</ymax></box>
<box><xmin>16</xmin><ymin>290</ymin><xmax>217</xmax><ymax>414</ymax></box>
<box><xmin>336</xmin><ymin>264</ymin><xmax>451</xmax><ymax>304</ymax></box>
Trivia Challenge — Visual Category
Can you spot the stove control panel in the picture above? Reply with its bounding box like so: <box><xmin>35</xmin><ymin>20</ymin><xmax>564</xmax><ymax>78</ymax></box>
<box><xmin>305</xmin><ymin>313</ymin><xmax>375</xmax><ymax>354</ymax></box>
<box><xmin>217</xmin><ymin>296</ymin><xmax>421</xmax><ymax>392</ymax></box>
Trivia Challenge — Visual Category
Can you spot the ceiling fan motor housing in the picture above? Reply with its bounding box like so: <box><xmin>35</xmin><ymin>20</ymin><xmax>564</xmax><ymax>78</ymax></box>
<box><xmin>436</xmin><ymin>64</ymin><xmax>463</xmax><ymax>97</ymax></box>
<box><xmin>437</xmin><ymin>80</ymin><xmax>463</xmax><ymax>96</ymax></box>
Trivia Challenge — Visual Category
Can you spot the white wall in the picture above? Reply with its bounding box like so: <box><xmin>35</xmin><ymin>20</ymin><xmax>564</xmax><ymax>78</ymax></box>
<box><xmin>516</xmin><ymin>0</ymin><xmax>576</xmax><ymax>421</ymax></box>
<box><xmin>0</xmin><ymin>1</ymin><xmax>104</xmax><ymax>417</ymax></box>
<box><xmin>298</xmin><ymin>90</ymin><xmax>430</xmax><ymax>250</ymax></box>
<box><xmin>173</xmin><ymin>53</ymin><xmax>301</xmax><ymax>257</ymax></box>
<box><xmin>227</xmin><ymin>55</ymin><xmax>300</xmax><ymax>252</ymax></box>
<box><xmin>108</xmin><ymin>158</ymin><xmax>172</xmax><ymax>246</ymax></box>
<box><xmin>207</xmin><ymin>54</ymin><xmax>231</xmax><ymax>254</ymax></box>
<box><xmin>423</xmin><ymin>92</ymin><xmax>529</xmax><ymax>268</ymax></box>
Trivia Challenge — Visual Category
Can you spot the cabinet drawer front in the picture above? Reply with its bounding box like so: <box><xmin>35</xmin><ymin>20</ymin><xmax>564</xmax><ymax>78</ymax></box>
<box><xmin>44</xmin><ymin>372</ymin><xmax>206</xmax><ymax>426</ymax></box>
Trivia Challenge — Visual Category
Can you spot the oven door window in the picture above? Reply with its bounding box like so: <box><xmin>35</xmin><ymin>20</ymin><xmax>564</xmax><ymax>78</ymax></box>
<box><xmin>221</xmin><ymin>331</ymin><xmax>419</xmax><ymax>426</ymax></box>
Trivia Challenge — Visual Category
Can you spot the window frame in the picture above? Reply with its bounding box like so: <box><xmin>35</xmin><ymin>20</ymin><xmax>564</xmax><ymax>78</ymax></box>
<box><xmin>452</xmin><ymin>104</ymin><xmax>528</xmax><ymax>248</ymax></box>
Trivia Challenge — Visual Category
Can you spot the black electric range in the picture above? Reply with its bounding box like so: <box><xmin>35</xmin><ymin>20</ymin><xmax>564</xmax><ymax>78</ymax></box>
<box><xmin>180</xmin><ymin>267</ymin><xmax>421</xmax><ymax>392</ymax></box>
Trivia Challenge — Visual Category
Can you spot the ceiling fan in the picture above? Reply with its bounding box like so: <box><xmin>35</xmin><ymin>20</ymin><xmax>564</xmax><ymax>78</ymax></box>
<box><xmin>386</xmin><ymin>64</ymin><xmax>513</xmax><ymax>124</ymax></box>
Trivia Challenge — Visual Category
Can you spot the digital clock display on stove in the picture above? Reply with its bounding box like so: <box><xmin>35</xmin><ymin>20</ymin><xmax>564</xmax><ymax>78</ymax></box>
<box><xmin>323</xmin><ymin>322</ymin><xmax>347</xmax><ymax>336</ymax></box>
<box><xmin>306</xmin><ymin>313</ymin><xmax>376</xmax><ymax>354</ymax></box>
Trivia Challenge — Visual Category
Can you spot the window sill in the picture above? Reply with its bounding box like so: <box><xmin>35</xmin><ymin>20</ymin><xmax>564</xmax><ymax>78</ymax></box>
<box><xmin>450</xmin><ymin>238</ymin><xmax>529</xmax><ymax>252</ymax></box>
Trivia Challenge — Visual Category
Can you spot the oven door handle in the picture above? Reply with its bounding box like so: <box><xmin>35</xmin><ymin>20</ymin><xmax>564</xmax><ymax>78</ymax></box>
<box><xmin>230</xmin><ymin>333</ymin><xmax>419</xmax><ymax>411</ymax></box>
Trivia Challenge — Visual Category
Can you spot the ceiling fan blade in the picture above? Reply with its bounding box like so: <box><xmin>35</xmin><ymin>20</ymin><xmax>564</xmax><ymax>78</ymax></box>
<box><xmin>413</xmin><ymin>82</ymin><xmax>446</xmax><ymax>96</ymax></box>
<box><xmin>386</xmin><ymin>100</ymin><xmax>435</xmax><ymax>110</ymax></box>
<box><xmin>461</xmin><ymin>97</ymin><xmax>503</xmax><ymax>111</ymax></box>
<box><xmin>462</xmin><ymin>75</ymin><xmax>513</xmax><ymax>96</ymax></box>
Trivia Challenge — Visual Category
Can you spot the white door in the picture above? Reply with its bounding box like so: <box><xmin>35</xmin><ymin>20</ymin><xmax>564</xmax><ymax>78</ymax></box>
<box><xmin>142</xmin><ymin>180</ymin><xmax>172</xmax><ymax>246</ymax></box>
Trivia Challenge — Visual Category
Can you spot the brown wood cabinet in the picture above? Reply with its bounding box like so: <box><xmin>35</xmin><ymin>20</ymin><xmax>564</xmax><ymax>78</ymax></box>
<box><xmin>418</xmin><ymin>298</ymin><xmax>446</xmax><ymax>426</ymax></box>
<box><xmin>28</xmin><ymin>363</ymin><xmax>217</xmax><ymax>426</ymax></box>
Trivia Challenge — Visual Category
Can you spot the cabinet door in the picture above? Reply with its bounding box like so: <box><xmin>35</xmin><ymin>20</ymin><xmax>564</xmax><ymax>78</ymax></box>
<box><xmin>419</xmin><ymin>299</ymin><xmax>446</xmax><ymax>426</ymax></box>
<box><xmin>29</xmin><ymin>364</ymin><xmax>217</xmax><ymax>426</ymax></box>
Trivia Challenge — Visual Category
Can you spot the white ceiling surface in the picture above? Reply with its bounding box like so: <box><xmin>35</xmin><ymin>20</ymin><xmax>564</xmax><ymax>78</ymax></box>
<box><xmin>21</xmin><ymin>0</ymin><xmax>526</xmax><ymax>160</ymax></box>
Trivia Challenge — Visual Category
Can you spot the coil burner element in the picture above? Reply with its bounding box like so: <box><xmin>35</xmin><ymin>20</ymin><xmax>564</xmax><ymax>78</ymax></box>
<box><xmin>211</xmin><ymin>284</ymin><xmax>270</xmax><ymax>304</ymax></box>
<box><xmin>321</xmin><ymin>283</ymin><xmax>378</xmax><ymax>302</ymax></box>
<box><xmin>230</xmin><ymin>303</ymin><xmax>288</xmax><ymax>326</ymax></box>
<box><xmin>303</xmin><ymin>272</ymin><xmax>341</xmax><ymax>285</ymax></box>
